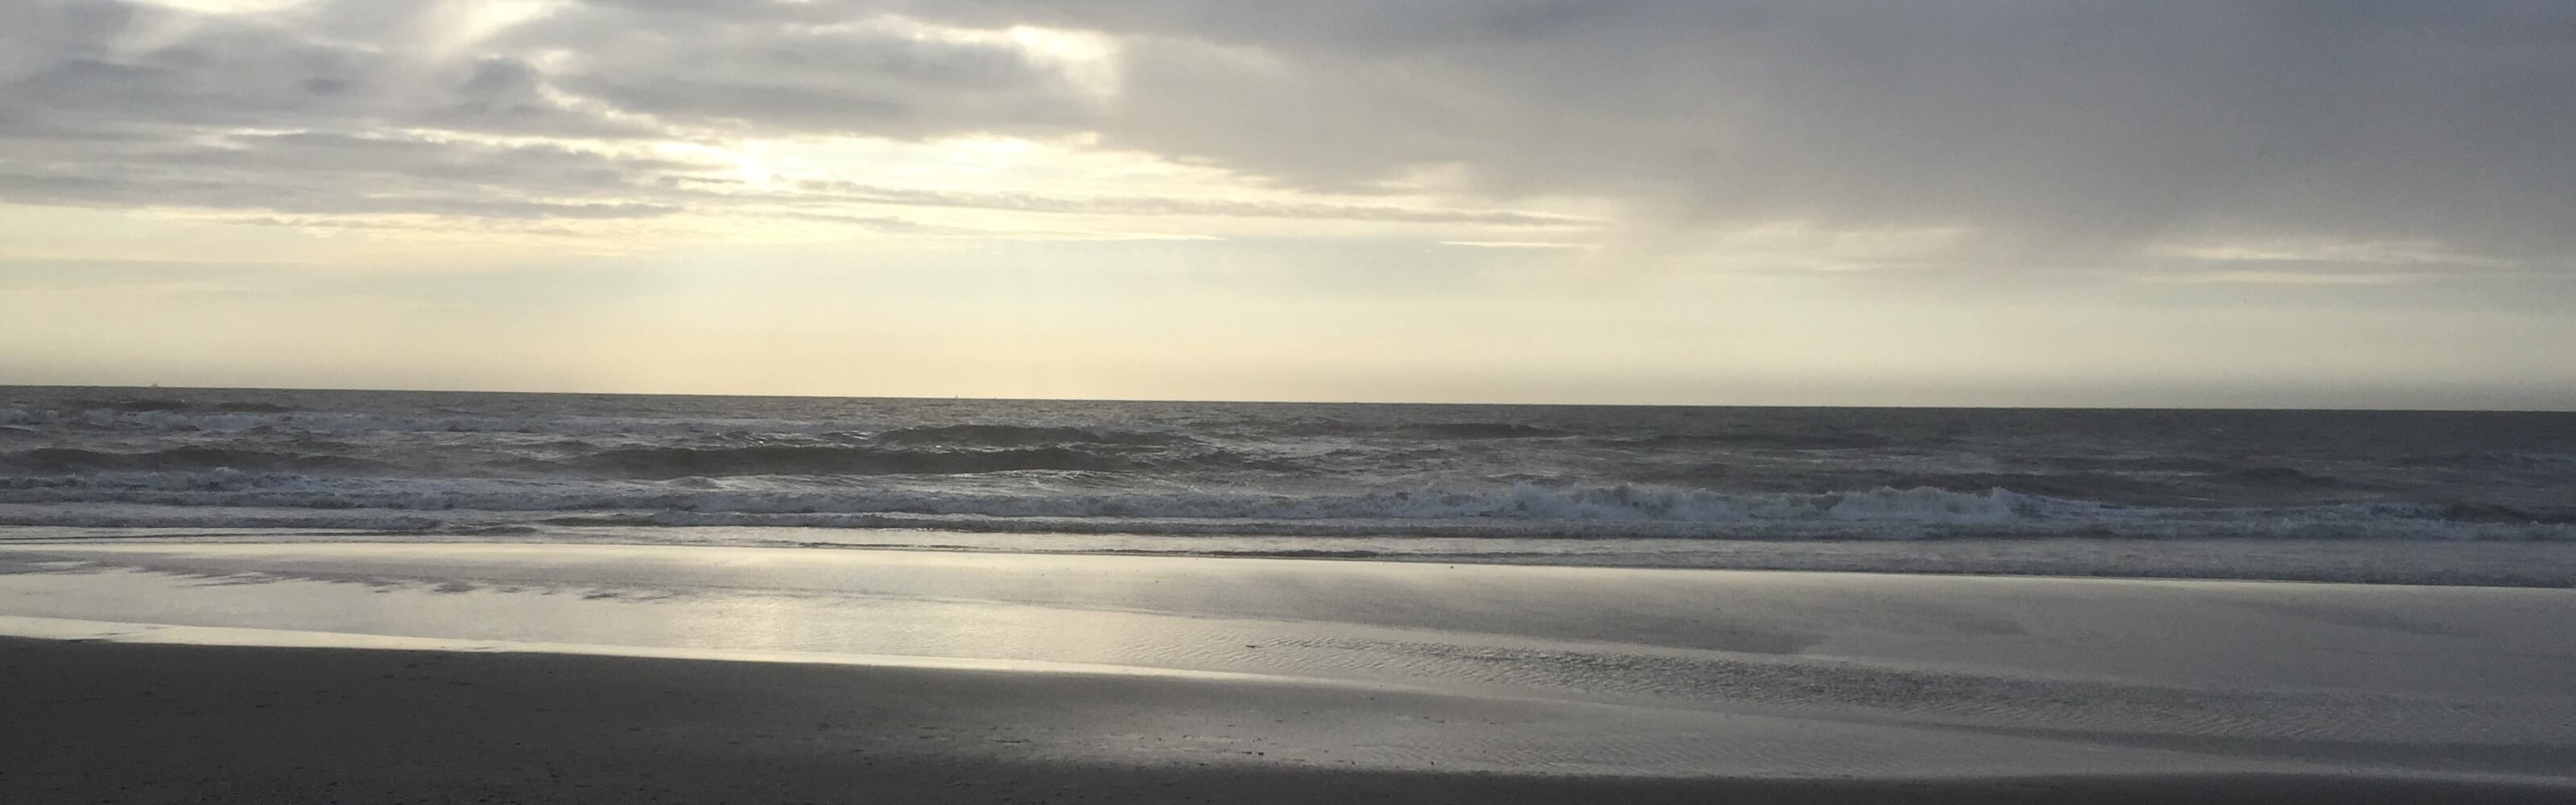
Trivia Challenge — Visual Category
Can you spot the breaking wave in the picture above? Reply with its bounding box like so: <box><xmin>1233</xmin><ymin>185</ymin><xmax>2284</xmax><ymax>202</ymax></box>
<box><xmin>8</xmin><ymin>389</ymin><xmax>2575</xmax><ymax>569</ymax></box>
<box><xmin>549</xmin><ymin>445</ymin><xmax>1133</xmax><ymax>478</ymax></box>
<box><xmin>2</xmin><ymin>473</ymin><xmax>2568</xmax><ymax>542</ymax></box>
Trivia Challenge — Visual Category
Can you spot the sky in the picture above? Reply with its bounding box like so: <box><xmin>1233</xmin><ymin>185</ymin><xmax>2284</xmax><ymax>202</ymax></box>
<box><xmin>2</xmin><ymin>0</ymin><xmax>2571</xmax><ymax>408</ymax></box>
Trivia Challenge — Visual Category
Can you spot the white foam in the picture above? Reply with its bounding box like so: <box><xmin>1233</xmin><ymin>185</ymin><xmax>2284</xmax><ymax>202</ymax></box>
<box><xmin>0</xmin><ymin>476</ymin><xmax>2565</xmax><ymax>543</ymax></box>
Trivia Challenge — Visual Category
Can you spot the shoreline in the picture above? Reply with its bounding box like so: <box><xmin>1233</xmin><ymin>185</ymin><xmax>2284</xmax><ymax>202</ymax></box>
<box><xmin>6</xmin><ymin>526</ymin><xmax>2574</xmax><ymax>588</ymax></box>
<box><xmin>8</xmin><ymin>638</ymin><xmax>2572</xmax><ymax>804</ymax></box>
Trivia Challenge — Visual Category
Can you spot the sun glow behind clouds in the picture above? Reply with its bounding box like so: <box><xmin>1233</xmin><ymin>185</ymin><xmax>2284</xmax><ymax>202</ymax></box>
<box><xmin>423</xmin><ymin>0</ymin><xmax>568</xmax><ymax>55</ymax></box>
<box><xmin>49</xmin><ymin>0</ymin><xmax>1586</xmax><ymax>246</ymax></box>
<box><xmin>902</xmin><ymin>19</ymin><xmax>1124</xmax><ymax>100</ymax></box>
<box><xmin>5</xmin><ymin>0</ymin><xmax>2574</xmax><ymax>407</ymax></box>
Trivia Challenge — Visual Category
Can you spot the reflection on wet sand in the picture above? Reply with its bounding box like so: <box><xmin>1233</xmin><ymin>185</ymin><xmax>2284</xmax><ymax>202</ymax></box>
<box><xmin>2</xmin><ymin>542</ymin><xmax>2573</xmax><ymax>782</ymax></box>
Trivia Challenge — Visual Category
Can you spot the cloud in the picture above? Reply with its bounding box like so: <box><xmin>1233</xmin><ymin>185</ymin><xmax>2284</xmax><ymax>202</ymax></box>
<box><xmin>0</xmin><ymin>126</ymin><xmax>704</xmax><ymax>217</ymax></box>
<box><xmin>4</xmin><ymin>0</ymin><xmax>2570</xmax><ymax>270</ymax></box>
<box><xmin>493</xmin><ymin>2</ymin><xmax>1113</xmax><ymax>138</ymax></box>
<box><xmin>0</xmin><ymin>1</ymin><xmax>1101</xmax><ymax>221</ymax></box>
<box><xmin>0</xmin><ymin>1</ymin><xmax>636</xmax><ymax>139</ymax></box>
<box><xmin>792</xmin><ymin>180</ymin><xmax>1592</xmax><ymax>225</ymax></box>
<box><xmin>2135</xmin><ymin>270</ymin><xmax>2430</xmax><ymax>287</ymax></box>
<box><xmin>884</xmin><ymin>1</ymin><xmax>2576</xmax><ymax>261</ymax></box>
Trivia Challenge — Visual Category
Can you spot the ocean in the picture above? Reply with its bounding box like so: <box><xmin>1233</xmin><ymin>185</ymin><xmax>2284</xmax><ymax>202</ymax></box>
<box><xmin>3</xmin><ymin>386</ymin><xmax>2571</xmax><ymax>586</ymax></box>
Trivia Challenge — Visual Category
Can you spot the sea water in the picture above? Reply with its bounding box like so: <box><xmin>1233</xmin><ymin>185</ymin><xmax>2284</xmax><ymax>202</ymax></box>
<box><xmin>3</xmin><ymin>386</ymin><xmax>2570</xmax><ymax>584</ymax></box>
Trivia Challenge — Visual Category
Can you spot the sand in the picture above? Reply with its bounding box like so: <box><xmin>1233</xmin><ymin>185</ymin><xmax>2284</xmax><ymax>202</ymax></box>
<box><xmin>2</xmin><ymin>543</ymin><xmax>2571</xmax><ymax>802</ymax></box>
<box><xmin>7</xmin><ymin>638</ymin><xmax>2573</xmax><ymax>804</ymax></box>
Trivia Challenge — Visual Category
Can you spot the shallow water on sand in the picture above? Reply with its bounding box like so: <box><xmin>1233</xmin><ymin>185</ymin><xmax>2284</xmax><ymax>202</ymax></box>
<box><xmin>3</xmin><ymin>543</ymin><xmax>2570</xmax><ymax>780</ymax></box>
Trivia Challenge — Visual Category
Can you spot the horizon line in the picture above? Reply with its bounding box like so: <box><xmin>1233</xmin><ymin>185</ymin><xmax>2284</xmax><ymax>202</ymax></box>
<box><xmin>3</xmin><ymin>382</ymin><xmax>2569</xmax><ymax>415</ymax></box>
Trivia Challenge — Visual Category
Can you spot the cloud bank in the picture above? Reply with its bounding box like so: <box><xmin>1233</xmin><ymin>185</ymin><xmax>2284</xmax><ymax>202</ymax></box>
<box><xmin>3</xmin><ymin>0</ymin><xmax>2570</xmax><ymax>266</ymax></box>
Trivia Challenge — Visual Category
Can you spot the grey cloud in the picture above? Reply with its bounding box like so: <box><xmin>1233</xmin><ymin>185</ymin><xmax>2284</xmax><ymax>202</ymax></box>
<box><xmin>0</xmin><ymin>0</ymin><xmax>1584</xmax><ymax>227</ymax></box>
<box><xmin>0</xmin><ymin>127</ymin><xmax>702</xmax><ymax>218</ymax></box>
<box><xmin>499</xmin><ymin>2</ymin><xmax>1103</xmax><ymax>137</ymax></box>
<box><xmin>0</xmin><ymin>167</ymin><xmax>683</xmax><ymax>219</ymax></box>
<box><xmin>5</xmin><ymin>0</ymin><xmax>2568</xmax><ymax>261</ymax></box>
<box><xmin>0</xmin><ymin>1</ymin><xmax>712</xmax><ymax>218</ymax></box>
<box><xmin>16</xmin><ymin>4</ymin><xmax>430</xmax><ymax>130</ymax></box>
<box><xmin>880</xmin><ymin>1</ymin><xmax>2576</xmax><ymax>261</ymax></box>
<box><xmin>0</xmin><ymin>0</ymin><xmax>1121</xmax><ymax>221</ymax></box>
<box><xmin>0</xmin><ymin>1</ymin><xmax>646</xmax><ymax>141</ymax></box>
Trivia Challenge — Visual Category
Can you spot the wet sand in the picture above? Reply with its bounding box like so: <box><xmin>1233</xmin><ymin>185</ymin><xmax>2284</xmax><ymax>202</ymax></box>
<box><xmin>2</xmin><ymin>543</ymin><xmax>2573</xmax><ymax>801</ymax></box>
<box><xmin>8</xmin><ymin>638</ymin><xmax>2572</xmax><ymax>804</ymax></box>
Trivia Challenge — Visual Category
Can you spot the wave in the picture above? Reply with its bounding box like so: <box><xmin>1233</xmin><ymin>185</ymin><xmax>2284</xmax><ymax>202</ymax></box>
<box><xmin>2226</xmin><ymin>465</ymin><xmax>2366</xmax><ymax>489</ymax></box>
<box><xmin>1608</xmin><ymin>431</ymin><xmax>1901</xmax><ymax>450</ymax></box>
<box><xmin>2401</xmin><ymin>450</ymin><xmax>2576</xmax><ymax>474</ymax></box>
<box><xmin>549</xmin><ymin>445</ymin><xmax>1133</xmax><ymax>478</ymax></box>
<box><xmin>0</xmin><ymin>407</ymin><xmax>891</xmax><ymax>437</ymax></box>
<box><xmin>2442</xmin><ymin>502</ymin><xmax>2576</xmax><ymax>525</ymax></box>
<box><xmin>0</xmin><ymin>448</ymin><xmax>388</xmax><ymax>475</ymax></box>
<box><xmin>1277</xmin><ymin>420</ymin><xmax>1575</xmax><ymax>440</ymax></box>
<box><xmin>0</xmin><ymin>440</ymin><xmax>1288</xmax><ymax>482</ymax></box>
<box><xmin>0</xmin><ymin>407</ymin><xmax>1205</xmax><ymax>452</ymax></box>
<box><xmin>865</xmin><ymin>423</ymin><xmax>1193</xmax><ymax>448</ymax></box>
<box><xmin>70</xmin><ymin>398</ymin><xmax>295</xmax><ymax>414</ymax></box>
<box><xmin>1398</xmin><ymin>423</ymin><xmax>1575</xmax><ymax>439</ymax></box>
<box><xmin>3</xmin><ymin>474</ymin><xmax>2569</xmax><ymax>541</ymax></box>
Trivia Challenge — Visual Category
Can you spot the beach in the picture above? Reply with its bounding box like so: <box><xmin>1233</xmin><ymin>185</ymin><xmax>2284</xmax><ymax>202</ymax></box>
<box><xmin>2</xmin><ymin>543</ymin><xmax>2570</xmax><ymax>802</ymax></box>
<box><xmin>10</xmin><ymin>638</ymin><xmax>2574</xmax><ymax>804</ymax></box>
<box><xmin>11</xmin><ymin>0</ymin><xmax>2576</xmax><ymax>795</ymax></box>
